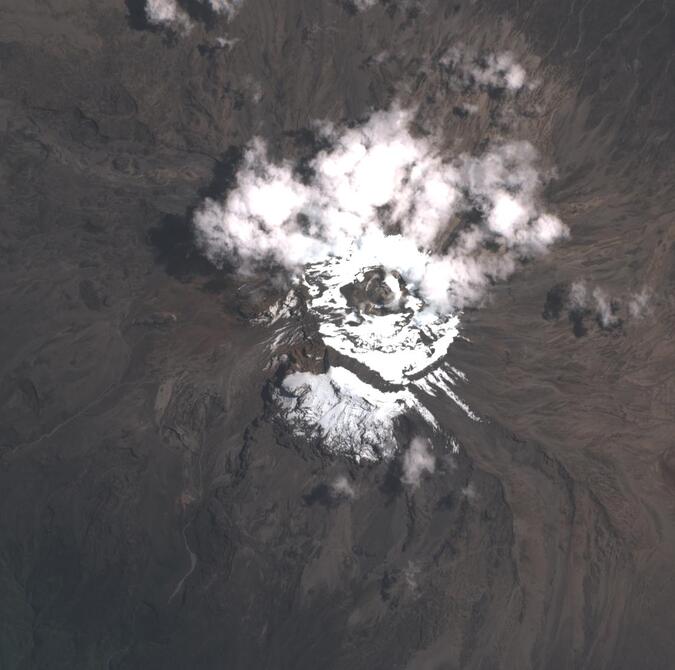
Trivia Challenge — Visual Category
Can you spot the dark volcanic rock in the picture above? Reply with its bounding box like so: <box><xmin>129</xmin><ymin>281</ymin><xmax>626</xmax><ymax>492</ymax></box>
<box><xmin>542</xmin><ymin>283</ymin><xmax>568</xmax><ymax>321</ymax></box>
<box><xmin>660</xmin><ymin>447</ymin><xmax>675</xmax><ymax>491</ymax></box>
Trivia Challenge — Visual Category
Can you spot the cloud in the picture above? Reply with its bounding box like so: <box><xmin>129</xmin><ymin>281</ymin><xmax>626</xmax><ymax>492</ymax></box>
<box><xmin>353</xmin><ymin>0</ymin><xmax>426</xmax><ymax>13</ymax></box>
<box><xmin>215</xmin><ymin>36</ymin><xmax>240</xmax><ymax>50</ymax></box>
<box><xmin>303</xmin><ymin>475</ymin><xmax>356</xmax><ymax>506</ymax></box>
<box><xmin>567</xmin><ymin>281</ymin><xmax>622</xmax><ymax>330</ymax></box>
<box><xmin>628</xmin><ymin>288</ymin><xmax>650</xmax><ymax>319</ymax></box>
<box><xmin>591</xmin><ymin>287</ymin><xmax>620</xmax><ymax>329</ymax></box>
<box><xmin>401</xmin><ymin>437</ymin><xmax>435</xmax><ymax>487</ymax></box>
<box><xmin>353</xmin><ymin>0</ymin><xmax>379</xmax><ymax>9</ymax></box>
<box><xmin>440</xmin><ymin>47</ymin><xmax>527</xmax><ymax>92</ymax></box>
<box><xmin>404</xmin><ymin>561</ymin><xmax>421</xmax><ymax>594</ymax></box>
<box><xmin>461</xmin><ymin>482</ymin><xmax>478</xmax><ymax>501</ymax></box>
<box><xmin>194</xmin><ymin>106</ymin><xmax>567</xmax><ymax>313</ymax></box>
<box><xmin>568</xmin><ymin>280</ymin><xmax>588</xmax><ymax>310</ymax></box>
<box><xmin>145</xmin><ymin>0</ymin><xmax>191</xmax><ymax>29</ymax></box>
<box><xmin>332</xmin><ymin>475</ymin><xmax>356</xmax><ymax>499</ymax></box>
<box><xmin>556</xmin><ymin>281</ymin><xmax>651</xmax><ymax>334</ymax></box>
<box><xmin>144</xmin><ymin>0</ymin><xmax>243</xmax><ymax>29</ymax></box>
<box><xmin>206</xmin><ymin>0</ymin><xmax>245</xmax><ymax>18</ymax></box>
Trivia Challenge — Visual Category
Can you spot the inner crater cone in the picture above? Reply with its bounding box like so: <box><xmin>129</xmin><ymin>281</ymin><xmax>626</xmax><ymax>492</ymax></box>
<box><xmin>340</xmin><ymin>267</ymin><xmax>407</xmax><ymax>315</ymax></box>
<box><xmin>301</xmin><ymin>254</ymin><xmax>461</xmax><ymax>386</ymax></box>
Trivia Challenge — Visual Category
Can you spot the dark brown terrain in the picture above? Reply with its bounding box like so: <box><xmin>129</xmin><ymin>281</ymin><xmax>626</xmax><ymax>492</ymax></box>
<box><xmin>1</xmin><ymin>0</ymin><xmax>675</xmax><ymax>668</ymax></box>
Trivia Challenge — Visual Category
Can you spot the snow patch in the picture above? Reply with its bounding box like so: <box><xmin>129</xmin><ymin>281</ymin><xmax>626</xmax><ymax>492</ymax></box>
<box><xmin>276</xmin><ymin>366</ymin><xmax>436</xmax><ymax>461</ymax></box>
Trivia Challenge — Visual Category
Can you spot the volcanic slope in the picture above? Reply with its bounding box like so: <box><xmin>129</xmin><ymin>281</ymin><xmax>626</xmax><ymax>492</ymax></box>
<box><xmin>1</xmin><ymin>0</ymin><xmax>675</xmax><ymax>669</ymax></box>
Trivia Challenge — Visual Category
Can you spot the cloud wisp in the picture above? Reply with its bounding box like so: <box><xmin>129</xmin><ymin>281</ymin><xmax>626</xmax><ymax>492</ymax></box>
<box><xmin>352</xmin><ymin>0</ymin><xmax>379</xmax><ymax>9</ymax></box>
<box><xmin>440</xmin><ymin>47</ymin><xmax>528</xmax><ymax>92</ymax></box>
<box><xmin>628</xmin><ymin>288</ymin><xmax>650</xmax><ymax>319</ymax></box>
<box><xmin>545</xmin><ymin>280</ymin><xmax>651</xmax><ymax>336</ymax></box>
<box><xmin>402</xmin><ymin>437</ymin><xmax>436</xmax><ymax>487</ymax></box>
<box><xmin>332</xmin><ymin>475</ymin><xmax>356</xmax><ymax>499</ymax></box>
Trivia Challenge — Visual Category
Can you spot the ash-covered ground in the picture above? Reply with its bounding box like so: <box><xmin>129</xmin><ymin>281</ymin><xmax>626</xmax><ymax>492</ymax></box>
<box><xmin>2</xmin><ymin>1</ymin><xmax>675</xmax><ymax>669</ymax></box>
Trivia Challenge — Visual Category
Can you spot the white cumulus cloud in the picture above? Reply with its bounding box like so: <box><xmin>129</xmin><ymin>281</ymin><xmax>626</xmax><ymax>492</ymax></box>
<box><xmin>144</xmin><ymin>0</ymin><xmax>243</xmax><ymax>29</ymax></box>
<box><xmin>194</xmin><ymin>106</ymin><xmax>567</xmax><ymax>313</ymax></box>
<box><xmin>145</xmin><ymin>0</ymin><xmax>191</xmax><ymax>29</ymax></box>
